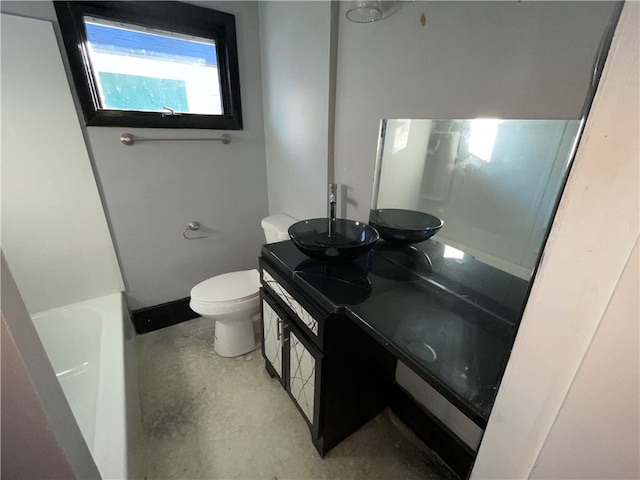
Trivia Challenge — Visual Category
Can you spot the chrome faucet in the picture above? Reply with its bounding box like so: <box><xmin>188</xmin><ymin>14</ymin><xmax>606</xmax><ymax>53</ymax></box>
<box><xmin>328</xmin><ymin>183</ymin><xmax>337</xmax><ymax>220</ymax></box>
<box><xmin>328</xmin><ymin>183</ymin><xmax>337</xmax><ymax>237</ymax></box>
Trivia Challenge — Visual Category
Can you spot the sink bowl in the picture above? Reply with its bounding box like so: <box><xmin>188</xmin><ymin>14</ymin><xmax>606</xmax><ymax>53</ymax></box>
<box><xmin>369</xmin><ymin>209</ymin><xmax>443</xmax><ymax>245</ymax></box>
<box><xmin>288</xmin><ymin>218</ymin><xmax>379</xmax><ymax>262</ymax></box>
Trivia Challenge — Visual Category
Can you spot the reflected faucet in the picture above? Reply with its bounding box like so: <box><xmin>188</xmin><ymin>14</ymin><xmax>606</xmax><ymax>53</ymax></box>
<box><xmin>328</xmin><ymin>183</ymin><xmax>337</xmax><ymax>237</ymax></box>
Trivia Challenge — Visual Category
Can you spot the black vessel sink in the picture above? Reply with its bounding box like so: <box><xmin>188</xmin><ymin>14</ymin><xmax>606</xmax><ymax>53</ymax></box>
<box><xmin>369</xmin><ymin>209</ymin><xmax>443</xmax><ymax>245</ymax></box>
<box><xmin>288</xmin><ymin>218</ymin><xmax>379</xmax><ymax>262</ymax></box>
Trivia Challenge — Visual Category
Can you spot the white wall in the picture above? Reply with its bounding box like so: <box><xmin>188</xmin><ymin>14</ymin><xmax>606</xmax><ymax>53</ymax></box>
<box><xmin>531</xmin><ymin>240</ymin><xmax>639</xmax><ymax>479</ymax></box>
<box><xmin>472</xmin><ymin>2</ymin><xmax>639</xmax><ymax>477</ymax></box>
<box><xmin>333</xmin><ymin>1</ymin><xmax>617</xmax><ymax>221</ymax></box>
<box><xmin>1</xmin><ymin>12</ymin><xmax>124</xmax><ymax>314</ymax></box>
<box><xmin>259</xmin><ymin>1</ymin><xmax>335</xmax><ymax>220</ymax></box>
<box><xmin>1</xmin><ymin>1</ymin><xmax>269</xmax><ymax>311</ymax></box>
<box><xmin>86</xmin><ymin>1</ymin><xmax>269</xmax><ymax>310</ymax></box>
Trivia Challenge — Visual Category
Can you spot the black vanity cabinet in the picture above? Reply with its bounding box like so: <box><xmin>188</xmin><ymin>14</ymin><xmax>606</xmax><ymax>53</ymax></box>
<box><xmin>259</xmin><ymin>259</ymin><xmax>394</xmax><ymax>456</ymax></box>
<box><xmin>258</xmin><ymin>239</ymin><xmax>530</xmax><ymax>478</ymax></box>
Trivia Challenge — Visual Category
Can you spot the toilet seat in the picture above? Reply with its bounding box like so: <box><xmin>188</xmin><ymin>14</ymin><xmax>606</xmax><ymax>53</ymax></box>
<box><xmin>190</xmin><ymin>269</ymin><xmax>260</xmax><ymax>304</ymax></box>
<box><xmin>189</xmin><ymin>269</ymin><xmax>260</xmax><ymax>318</ymax></box>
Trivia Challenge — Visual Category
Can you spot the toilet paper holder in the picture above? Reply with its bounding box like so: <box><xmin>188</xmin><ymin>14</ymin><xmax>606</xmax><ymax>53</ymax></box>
<box><xmin>183</xmin><ymin>221</ymin><xmax>210</xmax><ymax>240</ymax></box>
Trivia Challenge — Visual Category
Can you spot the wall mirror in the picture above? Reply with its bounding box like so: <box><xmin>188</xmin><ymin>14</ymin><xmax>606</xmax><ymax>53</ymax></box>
<box><xmin>370</xmin><ymin>118</ymin><xmax>581</xmax><ymax>281</ymax></box>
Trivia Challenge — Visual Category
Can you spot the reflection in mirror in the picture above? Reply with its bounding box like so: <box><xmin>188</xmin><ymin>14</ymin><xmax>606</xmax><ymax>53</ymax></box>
<box><xmin>371</xmin><ymin>119</ymin><xmax>581</xmax><ymax>280</ymax></box>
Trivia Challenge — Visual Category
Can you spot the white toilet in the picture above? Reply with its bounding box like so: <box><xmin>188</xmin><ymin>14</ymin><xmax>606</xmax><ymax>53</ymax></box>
<box><xmin>189</xmin><ymin>214</ymin><xmax>296</xmax><ymax>357</ymax></box>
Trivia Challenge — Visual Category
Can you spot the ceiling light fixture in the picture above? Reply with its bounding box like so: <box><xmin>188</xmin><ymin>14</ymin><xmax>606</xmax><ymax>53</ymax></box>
<box><xmin>346</xmin><ymin>1</ymin><xmax>383</xmax><ymax>23</ymax></box>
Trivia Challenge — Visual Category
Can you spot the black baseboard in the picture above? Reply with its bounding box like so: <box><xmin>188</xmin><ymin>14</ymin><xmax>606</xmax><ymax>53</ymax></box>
<box><xmin>132</xmin><ymin>297</ymin><xmax>199</xmax><ymax>334</ymax></box>
<box><xmin>389</xmin><ymin>385</ymin><xmax>475</xmax><ymax>479</ymax></box>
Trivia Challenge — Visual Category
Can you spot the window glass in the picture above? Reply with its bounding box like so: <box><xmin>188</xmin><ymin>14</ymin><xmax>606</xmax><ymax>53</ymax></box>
<box><xmin>84</xmin><ymin>17</ymin><xmax>222</xmax><ymax>115</ymax></box>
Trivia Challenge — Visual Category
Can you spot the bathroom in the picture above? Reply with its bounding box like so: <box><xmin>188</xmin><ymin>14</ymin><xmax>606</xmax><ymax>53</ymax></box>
<box><xmin>1</xmin><ymin>1</ymin><xmax>638</xmax><ymax>479</ymax></box>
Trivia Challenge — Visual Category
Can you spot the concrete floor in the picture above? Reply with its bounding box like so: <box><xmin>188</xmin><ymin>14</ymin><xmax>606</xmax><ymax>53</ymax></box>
<box><xmin>137</xmin><ymin>317</ymin><xmax>459</xmax><ymax>480</ymax></box>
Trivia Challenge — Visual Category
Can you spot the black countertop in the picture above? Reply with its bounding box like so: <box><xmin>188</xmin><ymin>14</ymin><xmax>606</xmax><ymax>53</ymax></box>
<box><xmin>261</xmin><ymin>239</ymin><xmax>529</xmax><ymax>427</ymax></box>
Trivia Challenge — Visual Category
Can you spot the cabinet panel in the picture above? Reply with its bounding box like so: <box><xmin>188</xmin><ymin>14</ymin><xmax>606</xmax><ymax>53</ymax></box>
<box><xmin>261</xmin><ymin>298</ymin><xmax>283</xmax><ymax>379</ymax></box>
<box><xmin>289</xmin><ymin>330</ymin><xmax>317</xmax><ymax>423</ymax></box>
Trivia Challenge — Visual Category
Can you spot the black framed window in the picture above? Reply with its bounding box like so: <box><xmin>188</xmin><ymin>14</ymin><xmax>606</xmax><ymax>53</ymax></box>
<box><xmin>55</xmin><ymin>1</ymin><xmax>243</xmax><ymax>130</ymax></box>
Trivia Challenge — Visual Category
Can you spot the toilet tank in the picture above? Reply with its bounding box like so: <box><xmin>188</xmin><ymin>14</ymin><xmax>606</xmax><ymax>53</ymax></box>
<box><xmin>261</xmin><ymin>214</ymin><xmax>297</xmax><ymax>244</ymax></box>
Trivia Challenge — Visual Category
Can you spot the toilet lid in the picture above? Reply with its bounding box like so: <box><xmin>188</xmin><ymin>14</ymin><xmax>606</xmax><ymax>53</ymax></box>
<box><xmin>191</xmin><ymin>269</ymin><xmax>260</xmax><ymax>303</ymax></box>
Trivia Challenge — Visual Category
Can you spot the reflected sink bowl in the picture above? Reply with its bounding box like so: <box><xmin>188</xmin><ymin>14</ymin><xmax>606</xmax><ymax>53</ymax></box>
<box><xmin>288</xmin><ymin>218</ymin><xmax>379</xmax><ymax>262</ymax></box>
<box><xmin>369</xmin><ymin>209</ymin><xmax>443</xmax><ymax>245</ymax></box>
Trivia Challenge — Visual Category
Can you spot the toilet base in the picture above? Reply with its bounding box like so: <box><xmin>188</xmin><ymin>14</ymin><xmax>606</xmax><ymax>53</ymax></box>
<box><xmin>214</xmin><ymin>314</ymin><xmax>261</xmax><ymax>357</ymax></box>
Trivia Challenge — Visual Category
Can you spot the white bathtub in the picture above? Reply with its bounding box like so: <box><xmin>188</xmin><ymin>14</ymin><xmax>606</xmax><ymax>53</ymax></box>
<box><xmin>32</xmin><ymin>293</ymin><xmax>143</xmax><ymax>479</ymax></box>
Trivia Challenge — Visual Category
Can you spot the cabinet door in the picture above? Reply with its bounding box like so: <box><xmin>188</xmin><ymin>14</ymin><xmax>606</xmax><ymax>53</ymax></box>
<box><xmin>287</xmin><ymin>321</ymin><xmax>322</xmax><ymax>431</ymax></box>
<box><xmin>261</xmin><ymin>297</ymin><xmax>283</xmax><ymax>380</ymax></box>
<box><xmin>288</xmin><ymin>330</ymin><xmax>316</xmax><ymax>423</ymax></box>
